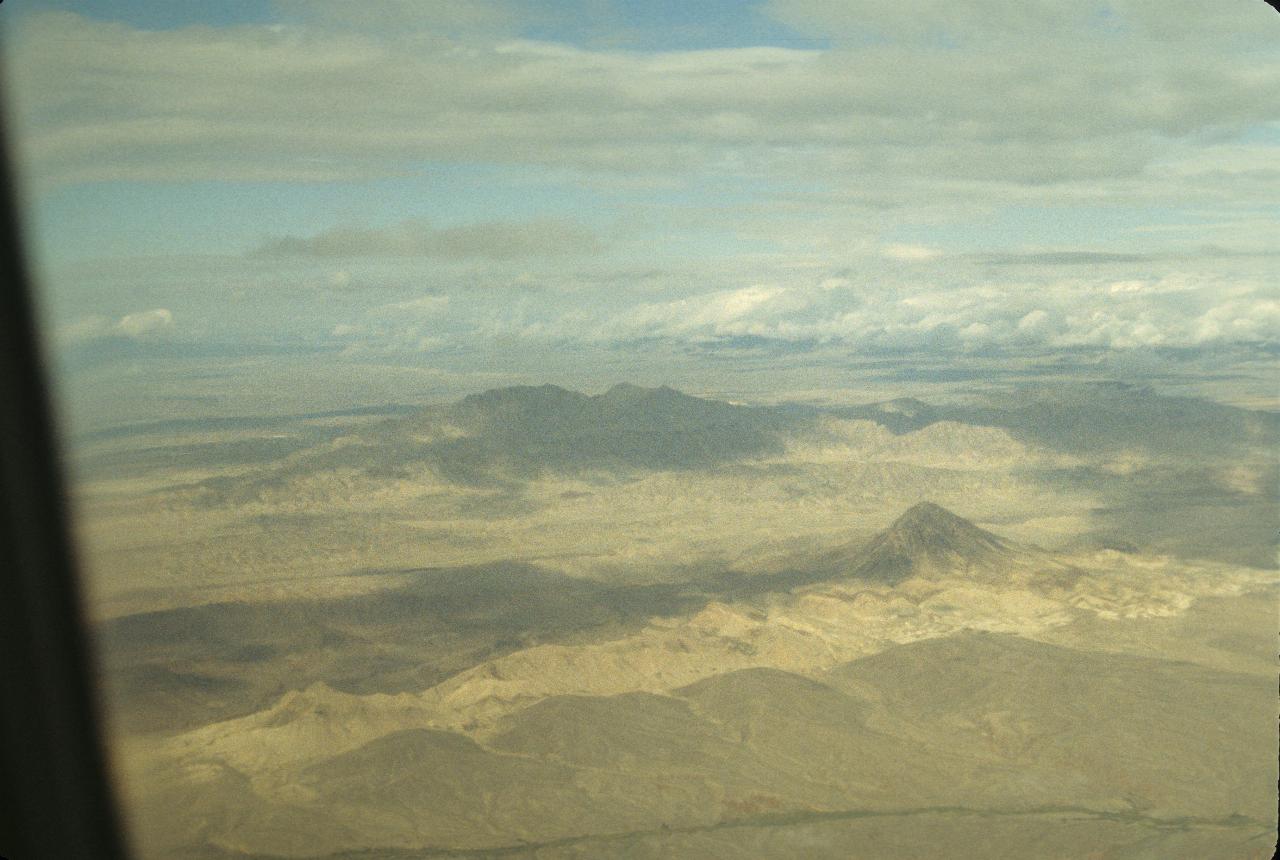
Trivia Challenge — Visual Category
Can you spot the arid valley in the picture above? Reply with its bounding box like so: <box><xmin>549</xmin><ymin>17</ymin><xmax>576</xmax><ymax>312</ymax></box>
<box><xmin>70</xmin><ymin>383</ymin><xmax>1277</xmax><ymax>859</ymax></box>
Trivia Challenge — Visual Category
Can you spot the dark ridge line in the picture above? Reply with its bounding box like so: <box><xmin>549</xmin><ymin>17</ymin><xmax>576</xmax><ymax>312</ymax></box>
<box><xmin>206</xmin><ymin>805</ymin><xmax>1271</xmax><ymax>859</ymax></box>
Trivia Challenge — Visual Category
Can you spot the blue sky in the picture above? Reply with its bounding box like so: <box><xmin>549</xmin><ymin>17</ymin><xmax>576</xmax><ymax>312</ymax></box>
<box><xmin>2</xmin><ymin>1</ymin><xmax>1278</xmax><ymax>427</ymax></box>
<box><xmin>13</xmin><ymin>0</ymin><xmax>824</xmax><ymax>47</ymax></box>
<box><xmin>8</xmin><ymin>0</ymin><xmax>276</xmax><ymax>30</ymax></box>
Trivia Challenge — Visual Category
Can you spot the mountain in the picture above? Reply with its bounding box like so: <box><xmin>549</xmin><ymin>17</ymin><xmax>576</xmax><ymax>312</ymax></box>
<box><xmin>790</xmin><ymin>502</ymin><xmax>1025</xmax><ymax>587</ymax></box>
<box><xmin>850</xmin><ymin>502</ymin><xmax>1014</xmax><ymax>583</ymax></box>
<box><xmin>183</xmin><ymin>383</ymin><xmax>804</xmax><ymax>496</ymax></box>
<box><xmin>448</xmin><ymin>383</ymin><xmax>773</xmax><ymax>435</ymax></box>
<box><xmin>439</xmin><ymin>383</ymin><xmax>795</xmax><ymax>475</ymax></box>
<box><xmin>726</xmin><ymin>501</ymin><xmax>1076</xmax><ymax>595</ymax></box>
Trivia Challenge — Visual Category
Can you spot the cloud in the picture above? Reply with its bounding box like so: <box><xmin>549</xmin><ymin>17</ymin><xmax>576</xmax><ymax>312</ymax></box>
<box><xmin>881</xmin><ymin>243</ymin><xmax>941</xmax><ymax>262</ymax></box>
<box><xmin>977</xmin><ymin>251</ymin><xmax>1152</xmax><ymax>267</ymax></box>
<box><xmin>763</xmin><ymin>0</ymin><xmax>1278</xmax><ymax>46</ymax></box>
<box><xmin>6</xmin><ymin>5</ymin><xmax>1276</xmax><ymax>197</ymax></box>
<box><xmin>582</xmin><ymin>285</ymin><xmax>801</xmax><ymax>343</ymax></box>
<box><xmin>322</xmin><ymin>292</ymin><xmax>452</xmax><ymax>354</ymax></box>
<box><xmin>11</xmin><ymin>4</ymin><xmax>1278</xmax><ymax>390</ymax></box>
<box><xmin>476</xmin><ymin>266</ymin><xmax>1279</xmax><ymax>356</ymax></box>
<box><xmin>253</xmin><ymin>219</ymin><xmax>600</xmax><ymax>260</ymax></box>
<box><xmin>56</xmin><ymin>316</ymin><xmax>115</xmax><ymax>344</ymax></box>
<box><xmin>116</xmin><ymin>308</ymin><xmax>175</xmax><ymax>337</ymax></box>
<box><xmin>384</xmin><ymin>295</ymin><xmax>450</xmax><ymax>314</ymax></box>
<box><xmin>1017</xmin><ymin>309</ymin><xmax>1050</xmax><ymax>332</ymax></box>
<box><xmin>969</xmin><ymin>245</ymin><xmax>1280</xmax><ymax>268</ymax></box>
<box><xmin>60</xmin><ymin>308</ymin><xmax>175</xmax><ymax>343</ymax></box>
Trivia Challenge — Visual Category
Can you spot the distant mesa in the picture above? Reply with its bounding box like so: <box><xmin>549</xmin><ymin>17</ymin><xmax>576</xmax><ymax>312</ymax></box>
<box><xmin>457</xmin><ymin>382</ymin><xmax>684</xmax><ymax>408</ymax></box>
<box><xmin>406</xmin><ymin>381</ymin><xmax>804</xmax><ymax>455</ymax></box>
<box><xmin>599</xmin><ymin>382</ymin><xmax>681</xmax><ymax>402</ymax></box>
<box><xmin>454</xmin><ymin>383</ymin><xmax>590</xmax><ymax>414</ymax></box>
<box><xmin>451</xmin><ymin>383</ymin><xmax>721</xmax><ymax>424</ymax></box>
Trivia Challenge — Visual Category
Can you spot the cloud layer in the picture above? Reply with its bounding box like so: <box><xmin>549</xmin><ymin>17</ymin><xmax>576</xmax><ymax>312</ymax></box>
<box><xmin>253</xmin><ymin>218</ymin><xmax>600</xmax><ymax>260</ymax></box>
<box><xmin>7</xmin><ymin>3</ymin><xmax>1278</xmax><ymax>198</ymax></box>
<box><xmin>486</xmin><ymin>268</ymin><xmax>1279</xmax><ymax>354</ymax></box>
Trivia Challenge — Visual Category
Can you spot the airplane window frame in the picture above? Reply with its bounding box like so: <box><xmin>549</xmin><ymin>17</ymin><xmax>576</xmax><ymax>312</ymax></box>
<box><xmin>0</xmin><ymin>112</ymin><xmax>129</xmax><ymax>860</ymax></box>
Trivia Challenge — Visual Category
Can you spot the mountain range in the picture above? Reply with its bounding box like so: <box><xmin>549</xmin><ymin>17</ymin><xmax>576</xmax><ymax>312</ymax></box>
<box><xmin>100</xmin><ymin>500</ymin><xmax>1066</xmax><ymax>733</ymax></box>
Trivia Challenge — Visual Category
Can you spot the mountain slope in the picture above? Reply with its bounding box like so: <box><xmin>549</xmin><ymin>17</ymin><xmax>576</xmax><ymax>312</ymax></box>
<box><xmin>826</xmin><ymin>630</ymin><xmax>1276</xmax><ymax>820</ymax></box>
<box><xmin>795</xmin><ymin>501</ymin><xmax>1060</xmax><ymax>586</ymax></box>
<box><xmin>135</xmin><ymin>631</ymin><xmax>1277</xmax><ymax>859</ymax></box>
<box><xmin>438</xmin><ymin>383</ymin><xmax>795</xmax><ymax>476</ymax></box>
<box><xmin>851</xmin><ymin>501</ymin><xmax>1014</xmax><ymax>583</ymax></box>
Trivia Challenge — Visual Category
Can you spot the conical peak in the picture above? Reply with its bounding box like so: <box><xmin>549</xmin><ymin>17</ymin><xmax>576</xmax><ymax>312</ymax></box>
<box><xmin>851</xmin><ymin>502</ymin><xmax>1009</xmax><ymax>584</ymax></box>
<box><xmin>890</xmin><ymin>502</ymin><xmax>976</xmax><ymax>534</ymax></box>
<box><xmin>883</xmin><ymin>502</ymin><xmax>1003</xmax><ymax>548</ymax></box>
<box><xmin>895</xmin><ymin>501</ymin><xmax>961</xmax><ymax>524</ymax></box>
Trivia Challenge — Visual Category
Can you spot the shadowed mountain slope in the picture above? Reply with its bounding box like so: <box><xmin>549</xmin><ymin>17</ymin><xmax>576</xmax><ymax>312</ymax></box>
<box><xmin>787</xmin><ymin>501</ymin><xmax>1047</xmax><ymax>587</ymax></box>
<box><xmin>97</xmin><ymin>562</ymin><xmax>708</xmax><ymax>733</ymax></box>
<box><xmin>850</xmin><ymin>502</ymin><xmax>1014</xmax><ymax>583</ymax></box>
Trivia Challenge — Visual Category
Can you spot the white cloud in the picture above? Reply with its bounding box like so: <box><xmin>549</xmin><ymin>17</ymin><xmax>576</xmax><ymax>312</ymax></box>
<box><xmin>1017</xmin><ymin>309</ymin><xmax>1050</xmax><ymax>332</ymax></box>
<box><xmin>1192</xmin><ymin>298</ymin><xmax>1280</xmax><ymax>344</ymax></box>
<box><xmin>115</xmin><ymin>308</ymin><xmax>174</xmax><ymax>337</ymax></box>
<box><xmin>585</xmin><ymin>285</ymin><xmax>798</xmax><ymax>342</ymax></box>
<box><xmin>881</xmin><ymin>243</ymin><xmax>942</xmax><ymax>262</ymax></box>
<box><xmin>58</xmin><ymin>308</ymin><xmax>175</xmax><ymax>344</ymax></box>
<box><xmin>471</xmin><ymin>264</ymin><xmax>1280</xmax><ymax>355</ymax></box>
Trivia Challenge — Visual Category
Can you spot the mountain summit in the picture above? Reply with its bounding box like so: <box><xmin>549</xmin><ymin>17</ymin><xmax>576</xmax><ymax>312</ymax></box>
<box><xmin>849</xmin><ymin>502</ymin><xmax>1013</xmax><ymax>584</ymax></box>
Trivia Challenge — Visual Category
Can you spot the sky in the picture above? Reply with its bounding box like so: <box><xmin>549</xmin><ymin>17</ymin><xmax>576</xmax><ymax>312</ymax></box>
<box><xmin>1</xmin><ymin>0</ymin><xmax>1278</xmax><ymax>429</ymax></box>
